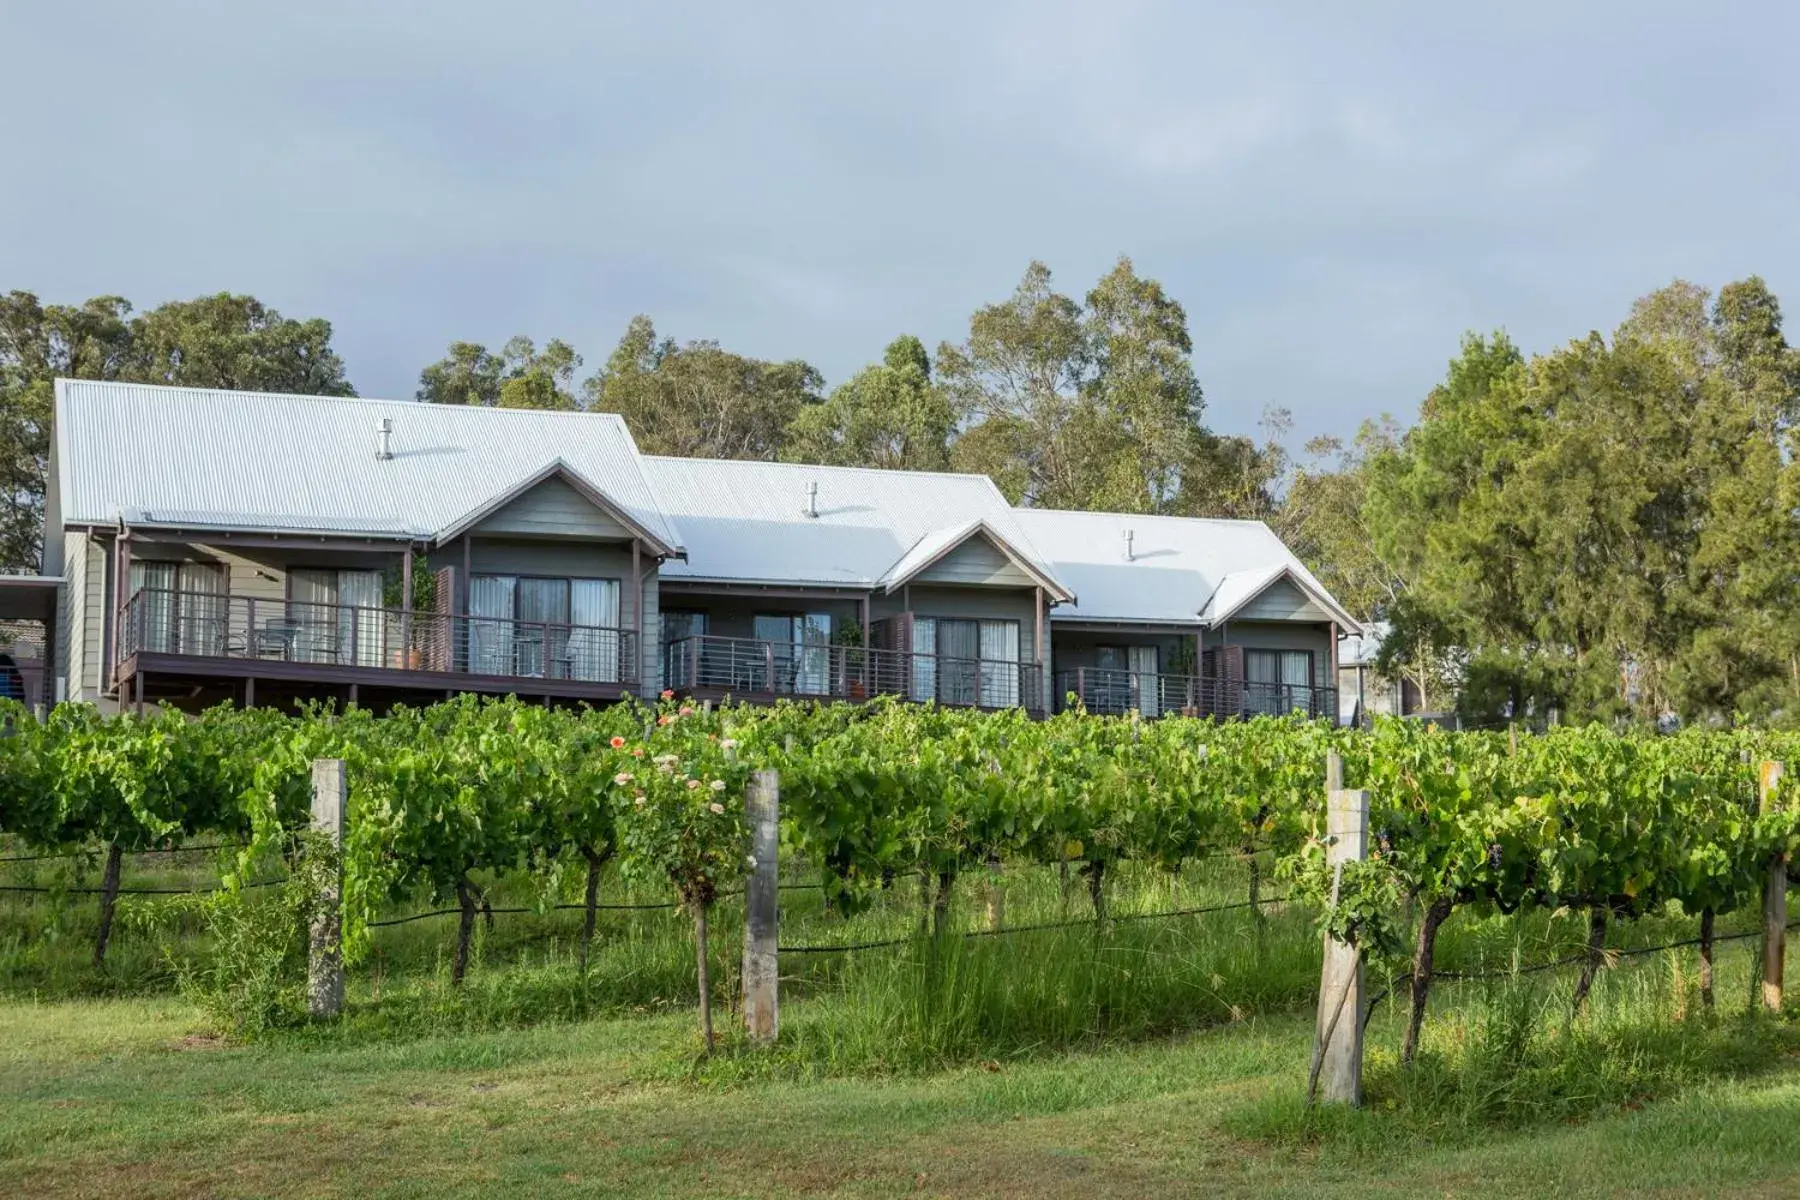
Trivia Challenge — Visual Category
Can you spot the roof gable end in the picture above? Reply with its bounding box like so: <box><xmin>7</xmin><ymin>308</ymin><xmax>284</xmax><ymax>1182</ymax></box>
<box><xmin>434</xmin><ymin>459</ymin><xmax>681</xmax><ymax>556</ymax></box>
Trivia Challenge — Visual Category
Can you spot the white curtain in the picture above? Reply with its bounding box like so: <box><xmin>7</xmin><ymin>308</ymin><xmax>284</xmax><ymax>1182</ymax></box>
<box><xmin>337</xmin><ymin>570</ymin><xmax>383</xmax><ymax>667</ymax></box>
<box><xmin>977</xmin><ymin>619</ymin><xmax>1020</xmax><ymax>708</ymax></box>
<box><xmin>568</xmin><ymin>578</ymin><xmax>622</xmax><ymax>681</ymax></box>
<box><xmin>1280</xmin><ymin>650</ymin><xmax>1313</xmax><ymax>689</ymax></box>
<box><xmin>176</xmin><ymin>563</ymin><xmax>226</xmax><ymax>656</ymax></box>
<box><xmin>128</xmin><ymin>561</ymin><xmax>176</xmax><ymax>654</ymax></box>
<box><xmin>1245</xmin><ymin>649</ymin><xmax>1312</xmax><ymax>713</ymax></box>
<box><xmin>288</xmin><ymin>569</ymin><xmax>339</xmax><ymax>664</ymax></box>
<box><xmin>910</xmin><ymin>616</ymin><xmax>937</xmax><ymax>702</ymax></box>
<box><xmin>797</xmin><ymin>612</ymin><xmax>831</xmax><ymax>695</ymax></box>
<box><xmin>468</xmin><ymin>574</ymin><xmax>517</xmax><ymax>676</ymax></box>
<box><xmin>1130</xmin><ymin>643</ymin><xmax>1160</xmax><ymax>718</ymax></box>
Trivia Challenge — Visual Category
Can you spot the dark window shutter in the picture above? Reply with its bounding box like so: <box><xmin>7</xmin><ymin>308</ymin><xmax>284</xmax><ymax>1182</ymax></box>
<box><xmin>423</xmin><ymin>566</ymin><xmax>456</xmax><ymax>671</ymax></box>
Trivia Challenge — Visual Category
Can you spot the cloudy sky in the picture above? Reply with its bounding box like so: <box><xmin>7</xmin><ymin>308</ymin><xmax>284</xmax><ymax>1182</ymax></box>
<box><xmin>6</xmin><ymin>1</ymin><xmax>1798</xmax><ymax>443</ymax></box>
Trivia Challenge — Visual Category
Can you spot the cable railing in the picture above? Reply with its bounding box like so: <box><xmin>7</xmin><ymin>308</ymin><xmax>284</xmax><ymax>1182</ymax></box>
<box><xmin>663</xmin><ymin>634</ymin><xmax>1046</xmax><ymax>713</ymax></box>
<box><xmin>1054</xmin><ymin>668</ymin><xmax>1339</xmax><ymax>722</ymax></box>
<box><xmin>118</xmin><ymin>587</ymin><xmax>639</xmax><ymax>686</ymax></box>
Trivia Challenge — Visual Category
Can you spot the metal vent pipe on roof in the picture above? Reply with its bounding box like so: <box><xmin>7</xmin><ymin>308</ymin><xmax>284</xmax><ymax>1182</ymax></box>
<box><xmin>1123</xmin><ymin>529</ymin><xmax>1135</xmax><ymax>561</ymax></box>
<box><xmin>804</xmin><ymin>480</ymin><xmax>819</xmax><ymax>518</ymax></box>
<box><xmin>376</xmin><ymin>418</ymin><xmax>393</xmax><ymax>460</ymax></box>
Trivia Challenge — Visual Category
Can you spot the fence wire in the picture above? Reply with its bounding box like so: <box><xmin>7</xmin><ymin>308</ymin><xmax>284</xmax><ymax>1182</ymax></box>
<box><xmin>777</xmin><ymin>894</ymin><xmax>1290</xmax><ymax>954</ymax></box>
<box><xmin>1362</xmin><ymin>916</ymin><xmax>1800</xmax><ymax>1026</ymax></box>
<box><xmin>0</xmin><ymin>842</ymin><xmax>248</xmax><ymax>864</ymax></box>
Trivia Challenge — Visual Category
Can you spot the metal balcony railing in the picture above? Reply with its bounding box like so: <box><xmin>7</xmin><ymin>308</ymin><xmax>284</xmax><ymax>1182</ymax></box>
<box><xmin>1054</xmin><ymin>668</ymin><xmax>1339</xmax><ymax>722</ymax></box>
<box><xmin>663</xmin><ymin>634</ymin><xmax>1046</xmax><ymax>712</ymax></box>
<box><xmin>118</xmin><ymin>588</ymin><xmax>638</xmax><ymax>686</ymax></box>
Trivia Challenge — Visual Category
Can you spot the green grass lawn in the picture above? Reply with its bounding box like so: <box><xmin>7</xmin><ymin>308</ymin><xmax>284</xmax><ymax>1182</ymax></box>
<box><xmin>4</xmin><ymin>987</ymin><xmax>1799</xmax><ymax>1200</ymax></box>
<box><xmin>6</xmin><ymin>849</ymin><xmax>1800</xmax><ymax>1198</ymax></box>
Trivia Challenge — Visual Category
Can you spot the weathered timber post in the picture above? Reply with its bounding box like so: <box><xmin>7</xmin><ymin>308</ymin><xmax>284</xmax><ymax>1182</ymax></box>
<box><xmin>309</xmin><ymin>758</ymin><xmax>347</xmax><ymax>1020</ymax></box>
<box><xmin>1311</xmin><ymin>749</ymin><xmax>1367</xmax><ymax>1106</ymax></box>
<box><xmin>982</xmin><ymin>855</ymin><xmax>1005</xmax><ymax>931</ymax></box>
<box><xmin>743</xmin><ymin>768</ymin><xmax>780</xmax><ymax>1043</ymax></box>
<box><xmin>1760</xmin><ymin>760</ymin><xmax>1787</xmax><ymax>1015</ymax></box>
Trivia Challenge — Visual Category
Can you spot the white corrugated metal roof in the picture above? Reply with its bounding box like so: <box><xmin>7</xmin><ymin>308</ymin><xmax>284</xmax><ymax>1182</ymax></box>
<box><xmin>1012</xmin><ymin>508</ymin><xmax>1362</xmax><ymax>631</ymax></box>
<box><xmin>642</xmin><ymin>457</ymin><xmax>1068</xmax><ymax>591</ymax></box>
<box><xmin>54</xmin><ymin>380</ymin><xmax>683</xmax><ymax>553</ymax></box>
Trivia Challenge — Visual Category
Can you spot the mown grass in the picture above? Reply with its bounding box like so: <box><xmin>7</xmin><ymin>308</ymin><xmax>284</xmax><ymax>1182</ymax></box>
<box><xmin>5</xmin><ymin>842</ymin><xmax>1800</xmax><ymax>1197</ymax></box>
<box><xmin>2</xmin><ymin>977</ymin><xmax>1798</xmax><ymax>1198</ymax></box>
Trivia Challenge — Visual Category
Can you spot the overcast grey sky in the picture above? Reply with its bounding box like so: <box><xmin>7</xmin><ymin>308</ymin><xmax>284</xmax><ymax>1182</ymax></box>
<box><xmin>6</xmin><ymin>1</ymin><xmax>1798</xmax><ymax>443</ymax></box>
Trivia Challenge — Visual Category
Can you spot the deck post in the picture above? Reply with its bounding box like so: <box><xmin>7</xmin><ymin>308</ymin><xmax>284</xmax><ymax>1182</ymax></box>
<box><xmin>1761</xmin><ymin>760</ymin><xmax>1788</xmax><ymax>1013</ymax></box>
<box><xmin>631</xmin><ymin>539</ymin><xmax>643</xmax><ymax>686</ymax></box>
<box><xmin>1312</xmin><ymin>750</ymin><xmax>1366</xmax><ymax>1106</ymax></box>
<box><xmin>308</xmin><ymin>758</ymin><xmax>347</xmax><ymax>1019</ymax></box>
<box><xmin>743</xmin><ymin>769</ymin><xmax>780</xmax><ymax>1043</ymax></box>
<box><xmin>400</xmin><ymin>547</ymin><xmax>413</xmax><ymax>663</ymax></box>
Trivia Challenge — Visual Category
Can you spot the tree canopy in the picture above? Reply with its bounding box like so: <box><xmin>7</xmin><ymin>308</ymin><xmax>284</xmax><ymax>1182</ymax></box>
<box><xmin>0</xmin><ymin>291</ymin><xmax>354</xmax><ymax>570</ymax></box>
<box><xmin>1311</xmin><ymin>278</ymin><xmax>1800</xmax><ymax>725</ymax></box>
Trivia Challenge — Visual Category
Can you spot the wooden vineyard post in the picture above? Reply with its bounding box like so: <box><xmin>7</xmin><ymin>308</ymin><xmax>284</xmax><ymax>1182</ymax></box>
<box><xmin>743</xmin><ymin>768</ymin><xmax>780</xmax><ymax>1043</ymax></box>
<box><xmin>308</xmin><ymin>758</ymin><xmax>347</xmax><ymax>1020</ymax></box>
<box><xmin>1760</xmin><ymin>760</ymin><xmax>1787</xmax><ymax>1014</ymax></box>
<box><xmin>1311</xmin><ymin>750</ymin><xmax>1367</xmax><ymax>1106</ymax></box>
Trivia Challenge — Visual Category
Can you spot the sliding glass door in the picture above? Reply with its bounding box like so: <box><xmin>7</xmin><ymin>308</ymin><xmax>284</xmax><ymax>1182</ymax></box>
<box><xmin>753</xmin><ymin>613</ymin><xmax>831</xmax><ymax>694</ymax></box>
<box><xmin>470</xmin><ymin>574</ymin><xmax>622</xmax><ymax>680</ymax></box>
<box><xmin>1245</xmin><ymin>649</ymin><xmax>1313</xmax><ymax>714</ymax></box>
<box><xmin>128</xmin><ymin>561</ymin><xmax>225</xmax><ymax>656</ymax></box>
<box><xmin>290</xmin><ymin>568</ymin><xmax>385</xmax><ymax>667</ymax></box>
<box><xmin>908</xmin><ymin>616</ymin><xmax>1023</xmax><ymax>707</ymax></box>
<box><xmin>567</xmin><ymin>579</ymin><xmax>622</xmax><ymax>681</ymax></box>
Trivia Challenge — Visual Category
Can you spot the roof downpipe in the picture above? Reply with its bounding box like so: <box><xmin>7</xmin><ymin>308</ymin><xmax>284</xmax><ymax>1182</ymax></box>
<box><xmin>376</xmin><ymin>418</ymin><xmax>394</xmax><ymax>461</ymax></box>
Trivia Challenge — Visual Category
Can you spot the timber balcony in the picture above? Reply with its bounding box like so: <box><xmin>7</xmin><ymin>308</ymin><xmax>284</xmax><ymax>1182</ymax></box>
<box><xmin>114</xmin><ymin>588</ymin><xmax>639</xmax><ymax>704</ymax></box>
<box><xmin>663</xmin><ymin>634</ymin><xmax>1048</xmax><ymax>714</ymax></box>
<box><xmin>1054</xmin><ymin>668</ymin><xmax>1339</xmax><ymax>721</ymax></box>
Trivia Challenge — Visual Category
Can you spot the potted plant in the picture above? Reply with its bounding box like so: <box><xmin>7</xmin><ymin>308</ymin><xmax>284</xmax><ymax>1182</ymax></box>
<box><xmin>382</xmin><ymin>552</ymin><xmax>436</xmax><ymax>670</ymax></box>
<box><xmin>835</xmin><ymin>618</ymin><xmax>867</xmax><ymax>700</ymax></box>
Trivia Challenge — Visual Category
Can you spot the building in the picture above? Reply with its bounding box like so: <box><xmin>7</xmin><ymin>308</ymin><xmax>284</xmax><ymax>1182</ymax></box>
<box><xmin>34</xmin><ymin>380</ymin><xmax>1359</xmax><ymax>720</ymax></box>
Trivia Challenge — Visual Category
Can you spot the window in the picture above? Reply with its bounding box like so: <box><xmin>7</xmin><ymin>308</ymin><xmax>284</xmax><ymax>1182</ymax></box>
<box><xmin>910</xmin><ymin>616</ymin><xmax>1022</xmax><ymax>707</ymax></box>
<box><xmin>469</xmin><ymin>574</ymin><xmax>621</xmax><ymax>681</ymax></box>
<box><xmin>1245</xmin><ymin>649</ymin><xmax>1314</xmax><ymax>714</ymax></box>
<box><xmin>128</xmin><ymin>560</ymin><xmax>226</xmax><ymax>656</ymax></box>
<box><xmin>290</xmin><ymin>569</ymin><xmax>385</xmax><ymax>667</ymax></box>
<box><xmin>1088</xmin><ymin>644</ymin><xmax>1159</xmax><ymax>716</ymax></box>
<box><xmin>753</xmin><ymin>613</ymin><xmax>831</xmax><ymax>695</ymax></box>
<box><xmin>660</xmin><ymin>610</ymin><xmax>708</xmax><ymax>645</ymax></box>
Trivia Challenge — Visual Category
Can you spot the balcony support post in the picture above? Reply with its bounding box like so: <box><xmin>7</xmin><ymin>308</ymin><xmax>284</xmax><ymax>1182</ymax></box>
<box><xmin>111</xmin><ymin>531</ymin><xmax>131</xmax><ymax>684</ymax></box>
<box><xmin>400</xmin><ymin>545</ymin><xmax>414</xmax><ymax>663</ymax></box>
<box><xmin>1034</xmin><ymin>586</ymin><xmax>1044</xmax><ymax>713</ymax></box>
<box><xmin>631</xmin><ymin>539</ymin><xmax>643</xmax><ymax>686</ymax></box>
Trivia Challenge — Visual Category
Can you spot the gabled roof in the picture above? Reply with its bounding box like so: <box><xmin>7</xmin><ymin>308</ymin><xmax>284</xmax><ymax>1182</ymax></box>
<box><xmin>1199</xmin><ymin>563</ymin><xmax>1361</xmax><ymax>631</ymax></box>
<box><xmin>54</xmin><ymin>380</ymin><xmax>683</xmax><ymax>552</ymax></box>
<box><xmin>877</xmin><ymin>517</ymin><xmax>1074</xmax><ymax>601</ymax></box>
<box><xmin>432</xmin><ymin>459</ymin><xmax>682</xmax><ymax>557</ymax></box>
<box><xmin>641</xmin><ymin>457</ymin><xmax>1068</xmax><ymax>592</ymax></box>
<box><xmin>1011</xmin><ymin>508</ymin><xmax>1364</xmax><ymax>632</ymax></box>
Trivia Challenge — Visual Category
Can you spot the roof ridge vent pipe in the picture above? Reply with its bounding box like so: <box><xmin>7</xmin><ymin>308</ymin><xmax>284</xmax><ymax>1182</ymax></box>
<box><xmin>804</xmin><ymin>480</ymin><xmax>819</xmax><ymax>518</ymax></box>
<box><xmin>1123</xmin><ymin>528</ymin><xmax>1135</xmax><ymax>561</ymax></box>
<box><xmin>376</xmin><ymin>417</ymin><xmax>394</xmax><ymax>460</ymax></box>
